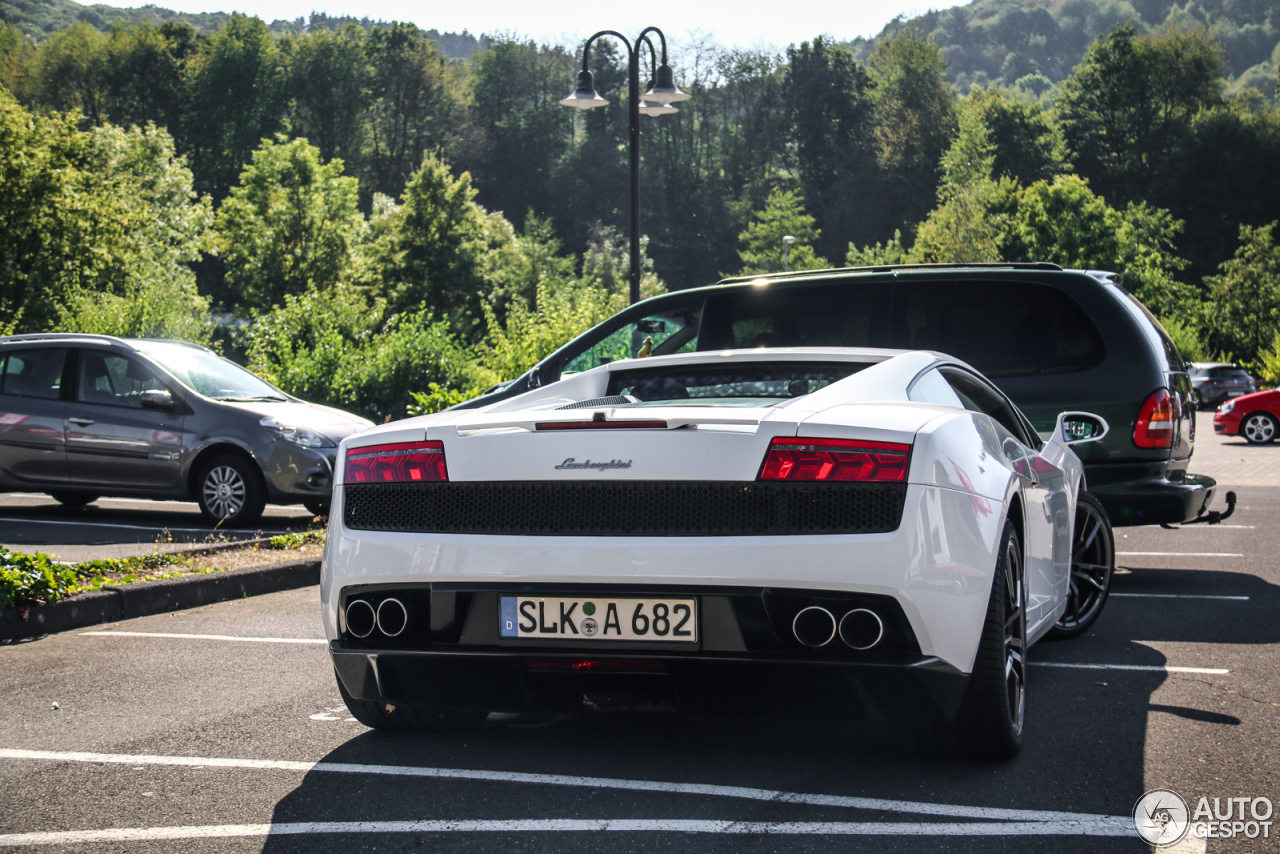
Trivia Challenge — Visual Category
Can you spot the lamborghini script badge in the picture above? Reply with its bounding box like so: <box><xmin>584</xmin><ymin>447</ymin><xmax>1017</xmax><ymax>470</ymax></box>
<box><xmin>555</xmin><ymin>458</ymin><xmax>633</xmax><ymax>471</ymax></box>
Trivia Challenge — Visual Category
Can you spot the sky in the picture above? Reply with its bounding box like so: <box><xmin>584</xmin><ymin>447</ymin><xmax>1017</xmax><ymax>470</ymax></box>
<box><xmin>153</xmin><ymin>0</ymin><xmax>932</xmax><ymax>50</ymax></box>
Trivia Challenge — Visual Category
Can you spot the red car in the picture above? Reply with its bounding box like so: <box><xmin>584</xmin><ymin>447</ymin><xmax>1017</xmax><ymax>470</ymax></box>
<box><xmin>1214</xmin><ymin>389</ymin><xmax>1280</xmax><ymax>443</ymax></box>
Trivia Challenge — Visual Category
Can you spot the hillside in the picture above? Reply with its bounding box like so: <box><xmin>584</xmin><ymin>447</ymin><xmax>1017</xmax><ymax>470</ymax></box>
<box><xmin>0</xmin><ymin>0</ymin><xmax>487</xmax><ymax>57</ymax></box>
<box><xmin>850</xmin><ymin>0</ymin><xmax>1278</xmax><ymax>96</ymax></box>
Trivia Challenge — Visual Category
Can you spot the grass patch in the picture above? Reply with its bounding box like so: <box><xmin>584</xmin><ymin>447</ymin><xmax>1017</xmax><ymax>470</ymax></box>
<box><xmin>0</xmin><ymin>529</ymin><xmax>326</xmax><ymax>611</ymax></box>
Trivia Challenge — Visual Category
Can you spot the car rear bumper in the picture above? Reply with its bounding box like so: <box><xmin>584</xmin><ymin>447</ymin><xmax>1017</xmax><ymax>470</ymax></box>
<box><xmin>330</xmin><ymin>645</ymin><xmax>970</xmax><ymax>722</ymax></box>
<box><xmin>1090</xmin><ymin>471</ymin><xmax>1215</xmax><ymax>527</ymax></box>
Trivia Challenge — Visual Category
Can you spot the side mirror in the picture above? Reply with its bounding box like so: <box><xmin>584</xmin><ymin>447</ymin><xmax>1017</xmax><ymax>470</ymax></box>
<box><xmin>139</xmin><ymin>389</ymin><xmax>176</xmax><ymax>411</ymax></box>
<box><xmin>1055</xmin><ymin>411</ymin><xmax>1109</xmax><ymax>445</ymax></box>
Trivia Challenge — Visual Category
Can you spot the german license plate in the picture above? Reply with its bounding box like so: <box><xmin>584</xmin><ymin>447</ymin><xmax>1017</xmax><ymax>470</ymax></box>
<box><xmin>499</xmin><ymin>596</ymin><xmax>697</xmax><ymax>642</ymax></box>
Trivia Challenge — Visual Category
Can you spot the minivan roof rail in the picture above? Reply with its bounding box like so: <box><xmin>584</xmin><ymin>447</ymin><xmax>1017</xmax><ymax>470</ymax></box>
<box><xmin>0</xmin><ymin>332</ymin><xmax>128</xmax><ymax>345</ymax></box>
<box><xmin>715</xmin><ymin>261</ymin><xmax>1065</xmax><ymax>286</ymax></box>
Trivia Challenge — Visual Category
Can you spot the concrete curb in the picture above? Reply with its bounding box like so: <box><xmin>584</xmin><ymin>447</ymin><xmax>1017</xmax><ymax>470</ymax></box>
<box><xmin>0</xmin><ymin>558</ymin><xmax>321</xmax><ymax>641</ymax></box>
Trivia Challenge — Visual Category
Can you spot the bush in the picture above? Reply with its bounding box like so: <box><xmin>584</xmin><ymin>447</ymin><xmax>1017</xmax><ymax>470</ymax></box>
<box><xmin>0</xmin><ymin>546</ymin><xmax>78</xmax><ymax>610</ymax></box>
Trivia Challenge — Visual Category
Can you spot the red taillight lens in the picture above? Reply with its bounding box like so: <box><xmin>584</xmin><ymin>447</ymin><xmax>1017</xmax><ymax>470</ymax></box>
<box><xmin>344</xmin><ymin>441</ymin><xmax>447</xmax><ymax>483</ymax></box>
<box><xmin>1134</xmin><ymin>388</ymin><xmax>1174</xmax><ymax>449</ymax></box>
<box><xmin>758</xmin><ymin>437</ymin><xmax>911</xmax><ymax>482</ymax></box>
<box><xmin>524</xmin><ymin>659</ymin><xmax>667</xmax><ymax>673</ymax></box>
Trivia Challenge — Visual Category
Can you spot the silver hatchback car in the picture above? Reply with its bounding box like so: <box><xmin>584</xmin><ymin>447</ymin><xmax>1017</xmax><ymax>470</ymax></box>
<box><xmin>0</xmin><ymin>334</ymin><xmax>372</xmax><ymax>526</ymax></box>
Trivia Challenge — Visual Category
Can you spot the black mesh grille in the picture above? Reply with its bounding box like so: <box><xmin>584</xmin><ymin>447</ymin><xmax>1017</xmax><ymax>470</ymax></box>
<box><xmin>344</xmin><ymin>481</ymin><xmax>906</xmax><ymax>536</ymax></box>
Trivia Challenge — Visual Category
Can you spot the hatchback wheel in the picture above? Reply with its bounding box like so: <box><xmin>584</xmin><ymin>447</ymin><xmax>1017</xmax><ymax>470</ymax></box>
<box><xmin>50</xmin><ymin>492</ymin><xmax>101</xmax><ymax>507</ymax></box>
<box><xmin>1048</xmin><ymin>492</ymin><xmax>1114</xmax><ymax>639</ymax></box>
<box><xmin>1242</xmin><ymin>412</ymin><xmax>1278</xmax><ymax>444</ymax></box>
<box><xmin>197</xmin><ymin>454</ymin><xmax>266</xmax><ymax>526</ymax></box>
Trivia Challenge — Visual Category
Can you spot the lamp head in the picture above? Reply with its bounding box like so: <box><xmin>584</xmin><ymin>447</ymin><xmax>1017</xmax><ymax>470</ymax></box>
<box><xmin>783</xmin><ymin>235</ymin><xmax>797</xmax><ymax>245</ymax></box>
<box><xmin>642</xmin><ymin>63</ymin><xmax>691</xmax><ymax>104</ymax></box>
<box><xmin>639</xmin><ymin>82</ymin><xmax>679</xmax><ymax>116</ymax></box>
<box><xmin>560</xmin><ymin>70</ymin><xmax>609</xmax><ymax>109</ymax></box>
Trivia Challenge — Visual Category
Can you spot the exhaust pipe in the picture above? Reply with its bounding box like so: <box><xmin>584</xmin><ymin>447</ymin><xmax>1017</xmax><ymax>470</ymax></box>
<box><xmin>376</xmin><ymin>597</ymin><xmax>408</xmax><ymax>637</ymax></box>
<box><xmin>839</xmin><ymin>608</ymin><xmax>884</xmax><ymax>650</ymax></box>
<box><xmin>792</xmin><ymin>606</ymin><xmax>837</xmax><ymax>647</ymax></box>
<box><xmin>345</xmin><ymin>599</ymin><xmax>376</xmax><ymax>638</ymax></box>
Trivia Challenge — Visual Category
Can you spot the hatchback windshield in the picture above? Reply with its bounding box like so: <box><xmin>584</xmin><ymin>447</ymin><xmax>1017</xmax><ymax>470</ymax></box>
<box><xmin>607</xmin><ymin>361</ymin><xmax>870</xmax><ymax>404</ymax></box>
<box><xmin>142</xmin><ymin>346</ymin><xmax>287</xmax><ymax>401</ymax></box>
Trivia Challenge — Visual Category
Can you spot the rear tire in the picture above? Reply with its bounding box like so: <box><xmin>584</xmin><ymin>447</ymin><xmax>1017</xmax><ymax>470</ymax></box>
<box><xmin>196</xmin><ymin>454</ymin><xmax>266</xmax><ymax>527</ymax></box>
<box><xmin>949</xmin><ymin>520</ymin><xmax>1027</xmax><ymax>760</ymax></box>
<box><xmin>336</xmin><ymin>673</ymin><xmax>487</xmax><ymax>732</ymax></box>
<box><xmin>50</xmin><ymin>492</ymin><xmax>100</xmax><ymax>507</ymax></box>
<box><xmin>1241</xmin><ymin>412</ymin><xmax>1278</xmax><ymax>444</ymax></box>
<box><xmin>1048</xmin><ymin>492</ymin><xmax>1114</xmax><ymax>640</ymax></box>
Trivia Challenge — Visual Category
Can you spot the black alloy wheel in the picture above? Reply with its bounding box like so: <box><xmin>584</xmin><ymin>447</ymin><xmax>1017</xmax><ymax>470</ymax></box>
<box><xmin>1049</xmin><ymin>491</ymin><xmax>1115</xmax><ymax>640</ymax></box>
<box><xmin>1242</xmin><ymin>412</ymin><xmax>1278</xmax><ymax>444</ymax></box>
<box><xmin>927</xmin><ymin>519</ymin><xmax>1026</xmax><ymax>760</ymax></box>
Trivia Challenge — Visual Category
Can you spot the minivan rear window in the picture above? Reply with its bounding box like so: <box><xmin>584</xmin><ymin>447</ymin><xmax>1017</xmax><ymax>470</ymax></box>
<box><xmin>695</xmin><ymin>279</ymin><xmax>1105</xmax><ymax>377</ymax></box>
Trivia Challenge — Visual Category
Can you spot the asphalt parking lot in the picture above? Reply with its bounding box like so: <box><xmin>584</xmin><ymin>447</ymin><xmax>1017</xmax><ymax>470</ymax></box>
<box><xmin>0</xmin><ymin>412</ymin><xmax>1276</xmax><ymax>852</ymax></box>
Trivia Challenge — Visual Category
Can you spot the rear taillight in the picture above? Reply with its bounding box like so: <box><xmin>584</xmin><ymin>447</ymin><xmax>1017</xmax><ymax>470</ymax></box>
<box><xmin>758</xmin><ymin>437</ymin><xmax>911</xmax><ymax>482</ymax></box>
<box><xmin>344</xmin><ymin>441</ymin><xmax>447</xmax><ymax>483</ymax></box>
<box><xmin>1134</xmin><ymin>389</ymin><xmax>1174</xmax><ymax>449</ymax></box>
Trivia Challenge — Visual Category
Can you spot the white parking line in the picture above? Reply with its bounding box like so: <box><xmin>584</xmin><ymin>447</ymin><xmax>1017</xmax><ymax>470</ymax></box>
<box><xmin>1138</xmin><ymin>524</ymin><xmax>1254</xmax><ymax>529</ymax></box>
<box><xmin>0</xmin><ymin>818</ymin><xmax>1137</xmax><ymax>846</ymax></box>
<box><xmin>1032</xmin><ymin>662</ymin><xmax>1228</xmax><ymax>674</ymax></box>
<box><xmin>0</xmin><ymin>748</ymin><xmax>1130</xmax><ymax>824</ymax></box>
<box><xmin>81</xmin><ymin>631</ymin><xmax>325</xmax><ymax>645</ymax></box>
<box><xmin>0</xmin><ymin>516</ymin><xmax>291</xmax><ymax>535</ymax></box>
<box><xmin>1116</xmin><ymin>552</ymin><xmax>1243</xmax><ymax>557</ymax></box>
<box><xmin>1110</xmin><ymin>593</ymin><xmax>1250</xmax><ymax>600</ymax></box>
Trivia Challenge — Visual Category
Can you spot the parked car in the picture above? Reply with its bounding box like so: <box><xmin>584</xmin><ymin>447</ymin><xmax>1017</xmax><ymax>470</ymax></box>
<box><xmin>1213</xmin><ymin>388</ymin><xmax>1280</xmax><ymax>444</ymax></box>
<box><xmin>0</xmin><ymin>334</ymin><xmax>372</xmax><ymax>525</ymax></box>
<box><xmin>1189</xmin><ymin>362</ymin><xmax>1257</xmax><ymax>410</ymax></box>
<box><xmin>460</xmin><ymin>263</ymin><xmax>1214</xmax><ymax>528</ymax></box>
<box><xmin>324</xmin><ymin>346</ymin><xmax>1115</xmax><ymax>758</ymax></box>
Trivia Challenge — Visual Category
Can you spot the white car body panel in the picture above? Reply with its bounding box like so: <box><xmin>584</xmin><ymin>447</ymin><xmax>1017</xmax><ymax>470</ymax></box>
<box><xmin>322</xmin><ymin>348</ymin><xmax>1088</xmax><ymax>676</ymax></box>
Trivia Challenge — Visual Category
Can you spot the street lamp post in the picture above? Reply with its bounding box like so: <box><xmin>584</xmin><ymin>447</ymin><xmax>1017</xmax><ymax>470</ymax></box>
<box><xmin>783</xmin><ymin>235</ymin><xmax>796</xmax><ymax>272</ymax></box>
<box><xmin>560</xmin><ymin>28</ymin><xmax>689</xmax><ymax>305</ymax></box>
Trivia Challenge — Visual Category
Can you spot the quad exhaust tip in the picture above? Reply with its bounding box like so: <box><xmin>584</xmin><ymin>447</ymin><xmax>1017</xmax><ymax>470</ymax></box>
<box><xmin>345</xmin><ymin>599</ymin><xmax>376</xmax><ymax>638</ymax></box>
<box><xmin>792</xmin><ymin>606</ymin><xmax>837</xmax><ymax>647</ymax></box>
<box><xmin>839</xmin><ymin>608</ymin><xmax>884</xmax><ymax>650</ymax></box>
<box><xmin>376</xmin><ymin>598</ymin><xmax>408</xmax><ymax>637</ymax></box>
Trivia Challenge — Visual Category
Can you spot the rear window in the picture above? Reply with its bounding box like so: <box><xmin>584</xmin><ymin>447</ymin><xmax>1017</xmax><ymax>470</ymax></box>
<box><xmin>607</xmin><ymin>361</ymin><xmax>870</xmax><ymax>403</ymax></box>
<box><xmin>1208</xmin><ymin>367</ymin><xmax>1251</xmax><ymax>379</ymax></box>
<box><xmin>889</xmin><ymin>281</ymin><xmax>1105</xmax><ymax>377</ymax></box>
<box><xmin>695</xmin><ymin>279</ymin><xmax>1104</xmax><ymax>377</ymax></box>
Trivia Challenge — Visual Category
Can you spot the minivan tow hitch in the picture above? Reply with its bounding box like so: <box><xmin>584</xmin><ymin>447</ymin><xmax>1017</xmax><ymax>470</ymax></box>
<box><xmin>1162</xmin><ymin>490</ymin><xmax>1237</xmax><ymax>529</ymax></box>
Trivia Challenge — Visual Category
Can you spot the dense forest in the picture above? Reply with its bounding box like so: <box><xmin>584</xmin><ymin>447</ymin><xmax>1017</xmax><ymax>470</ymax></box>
<box><xmin>1</xmin><ymin>0</ymin><xmax>1279</xmax><ymax>420</ymax></box>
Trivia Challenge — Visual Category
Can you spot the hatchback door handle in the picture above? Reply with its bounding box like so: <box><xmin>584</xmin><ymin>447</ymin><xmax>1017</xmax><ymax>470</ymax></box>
<box><xmin>68</xmin><ymin>417</ymin><xmax>95</xmax><ymax>426</ymax></box>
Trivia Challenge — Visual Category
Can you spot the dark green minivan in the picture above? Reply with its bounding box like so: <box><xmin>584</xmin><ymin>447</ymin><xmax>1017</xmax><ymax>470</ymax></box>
<box><xmin>460</xmin><ymin>263</ymin><xmax>1213</xmax><ymax>527</ymax></box>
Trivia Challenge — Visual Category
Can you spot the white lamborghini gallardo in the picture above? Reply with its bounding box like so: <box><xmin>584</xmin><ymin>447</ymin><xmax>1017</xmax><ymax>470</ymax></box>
<box><xmin>321</xmin><ymin>348</ymin><xmax>1116</xmax><ymax>758</ymax></box>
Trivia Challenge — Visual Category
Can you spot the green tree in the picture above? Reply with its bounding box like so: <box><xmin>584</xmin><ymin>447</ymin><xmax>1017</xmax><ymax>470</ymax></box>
<box><xmin>183</xmin><ymin>14</ymin><xmax>288</xmax><ymax>198</ymax></box>
<box><xmin>244</xmin><ymin>284</ymin><xmax>472</xmax><ymax>421</ymax></box>
<box><xmin>215</xmin><ymin>136</ymin><xmax>364</xmax><ymax>312</ymax></box>
<box><xmin>286</xmin><ymin>24</ymin><xmax>370</xmax><ymax>169</ymax></box>
<box><xmin>363</xmin><ymin>23</ymin><xmax>459</xmax><ymax>198</ymax></box>
<box><xmin>104</xmin><ymin>22</ymin><xmax>201</xmax><ymax>138</ymax></box>
<box><xmin>783</xmin><ymin>37</ymin><xmax>877</xmax><ymax>257</ymax></box>
<box><xmin>0</xmin><ymin>22</ymin><xmax>34</xmax><ymax>101</ymax></box>
<box><xmin>736</xmin><ymin>189</ymin><xmax>829</xmax><ymax>275</ymax></box>
<box><xmin>912</xmin><ymin>100</ymin><xmax>1007</xmax><ymax>263</ymax></box>
<box><xmin>359</xmin><ymin>152</ymin><xmax>505</xmax><ymax>337</ymax></box>
<box><xmin>868</xmin><ymin>23</ymin><xmax>958</xmax><ymax>236</ymax></box>
<box><xmin>1056</xmin><ymin>23</ymin><xmax>1224</xmax><ymax>204</ymax></box>
<box><xmin>966</xmin><ymin>87</ymin><xmax>1069</xmax><ymax>185</ymax></box>
<box><xmin>1203</xmin><ymin>222</ymin><xmax>1280</xmax><ymax>362</ymax></box>
<box><xmin>29</xmin><ymin>22</ymin><xmax>108</xmax><ymax>124</ymax></box>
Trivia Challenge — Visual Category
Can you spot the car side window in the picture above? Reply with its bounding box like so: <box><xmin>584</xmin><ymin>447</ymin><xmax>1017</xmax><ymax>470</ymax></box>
<box><xmin>908</xmin><ymin>369</ymin><xmax>965</xmax><ymax>408</ymax></box>
<box><xmin>939</xmin><ymin>366</ymin><xmax>1038</xmax><ymax>448</ymax></box>
<box><xmin>78</xmin><ymin>352</ymin><xmax>166</xmax><ymax>408</ymax></box>
<box><xmin>561</xmin><ymin>305</ymin><xmax>702</xmax><ymax>376</ymax></box>
<box><xmin>0</xmin><ymin>349</ymin><xmax>68</xmax><ymax>400</ymax></box>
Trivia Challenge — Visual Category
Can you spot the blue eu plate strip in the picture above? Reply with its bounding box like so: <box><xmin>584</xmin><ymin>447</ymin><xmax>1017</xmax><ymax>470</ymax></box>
<box><xmin>499</xmin><ymin>596</ymin><xmax>518</xmax><ymax>637</ymax></box>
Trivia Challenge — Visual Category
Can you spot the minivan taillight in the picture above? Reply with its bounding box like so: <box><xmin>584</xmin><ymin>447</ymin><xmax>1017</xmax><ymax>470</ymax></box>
<box><xmin>758</xmin><ymin>437</ymin><xmax>911</xmax><ymax>482</ymax></box>
<box><xmin>344</xmin><ymin>441</ymin><xmax>447</xmax><ymax>483</ymax></box>
<box><xmin>1134</xmin><ymin>389</ymin><xmax>1174</xmax><ymax>449</ymax></box>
